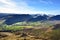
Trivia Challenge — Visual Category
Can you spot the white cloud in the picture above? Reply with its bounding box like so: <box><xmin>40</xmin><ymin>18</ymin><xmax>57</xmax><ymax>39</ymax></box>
<box><xmin>0</xmin><ymin>0</ymin><xmax>19</xmax><ymax>13</ymax></box>
<box><xmin>0</xmin><ymin>0</ymin><xmax>51</xmax><ymax>14</ymax></box>
<box><xmin>0</xmin><ymin>0</ymin><xmax>16</xmax><ymax>7</ymax></box>
<box><xmin>39</xmin><ymin>0</ymin><xmax>53</xmax><ymax>4</ymax></box>
<box><xmin>46</xmin><ymin>10</ymin><xmax>60</xmax><ymax>15</ymax></box>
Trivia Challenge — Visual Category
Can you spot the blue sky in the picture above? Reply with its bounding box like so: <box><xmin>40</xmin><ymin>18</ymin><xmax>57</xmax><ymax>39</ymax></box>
<box><xmin>0</xmin><ymin>0</ymin><xmax>60</xmax><ymax>15</ymax></box>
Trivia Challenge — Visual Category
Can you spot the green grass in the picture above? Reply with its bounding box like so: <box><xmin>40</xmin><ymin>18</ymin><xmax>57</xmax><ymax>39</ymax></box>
<box><xmin>0</xmin><ymin>21</ymin><xmax>54</xmax><ymax>31</ymax></box>
<box><xmin>0</xmin><ymin>25</ymin><xmax>33</xmax><ymax>31</ymax></box>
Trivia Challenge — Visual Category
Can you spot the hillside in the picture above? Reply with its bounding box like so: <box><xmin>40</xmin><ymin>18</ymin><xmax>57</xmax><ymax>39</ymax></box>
<box><xmin>0</xmin><ymin>13</ymin><xmax>60</xmax><ymax>25</ymax></box>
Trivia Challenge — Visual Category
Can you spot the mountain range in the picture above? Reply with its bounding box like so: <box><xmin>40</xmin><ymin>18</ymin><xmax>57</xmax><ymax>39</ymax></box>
<box><xmin>0</xmin><ymin>13</ymin><xmax>60</xmax><ymax>25</ymax></box>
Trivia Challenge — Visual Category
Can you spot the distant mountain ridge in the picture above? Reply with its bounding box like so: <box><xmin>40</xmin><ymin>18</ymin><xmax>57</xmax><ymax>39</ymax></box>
<box><xmin>0</xmin><ymin>13</ymin><xmax>60</xmax><ymax>25</ymax></box>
